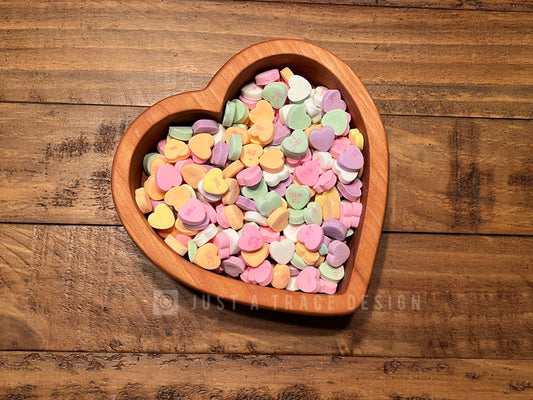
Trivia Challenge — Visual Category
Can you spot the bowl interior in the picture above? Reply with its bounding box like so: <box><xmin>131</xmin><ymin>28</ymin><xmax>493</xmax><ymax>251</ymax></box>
<box><xmin>113</xmin><ymin>40</ymin><xmax>387</xmax><ymax>315</ymax></box>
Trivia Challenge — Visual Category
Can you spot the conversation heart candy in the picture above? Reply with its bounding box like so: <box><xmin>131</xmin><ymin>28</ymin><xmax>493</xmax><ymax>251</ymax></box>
<box><xmin>247</xmin><ymin>260</ymin><xmax>274</xmax><ymax>286</ymax></box>
<box><xmin>194</xmin><ymin>243</ymin><xmax>221</xmax><ymax>270</ymax></box>
<box><xmin>294</xmin><ymin>161</ymin><xmax>319</xmax><ymax>187</ymax></box>
<box><xmin>259</xmin><ymin>148</ymin><xmax>285</xmax><ymax>174</ymax></box>
<box><xmin>337</xmin><ymin>145</ymin><xmax>364</xmax><ymax>172</ymax></box>
<box><xmin>271</xmin><ymin>264</ymin><xmax>291</xmax><ymax>289</ymax></box>
<box><xmin>269</xmin><ymin>238</ymin><xmax>296</xmax><ymax>265</ymax></box>
<box><xmin>337</xmin><ymin>178</ymin><xmax>362</xmax><ymax>201</ymax></box>
<box><xmin>326</xmin><ymin>240</ymin><xmax>350</xmax><ymax>268</ymax></box>
<box><xmin>322</xmin><ymin>109</ymin><xmax>348</xmax><ymax>136</ymax></box>
<box><xmin>192</xmin><ymin>119</ymin><xmax>219</xmax><ymax>134</ymax></box>
<box><xmin>255</xmin><ymin>191</ymin><xmax>282</xmax><ymax>217</ymax></box>
<box><xmin>241</xmin><ymin>243</ymin><xmax>269</xmax><ymax>267</ymax></box>
<box><xmin>285</xmin><ymin>184</ymin><xmax>312</xmax><ymax>210</ymax></box>
<box><xmin>308</xmin><ymin>125</ymin><xmax>335</xmax><ymax>152</ymax></box>
<box><xmin>286</xmin><ymin>104</ymin><xmax>311</xmax><ymax>130</ymax></box>
<box><xmin>178</xmin><ymin>198</ymin><xmax>206</xmax><ymax>225</ymax></box>
<box><xmin>262</xmin><ymin>81</ymin><xmax>288</xmax><ymax>109</ymax></box>
<box><xmin>238</xmin><ymin>224</ymin><xmax>264</xmax><ymax>252</ymax></box>
<box><xmin>321</xmin><ymin>89</ymin><xmax>347</xmax><ymax>112</ymax></box>
<box><xmin>148</xmin><ymin>203</ymin><xmax>175</xmax><ymax>230</ymax></box>
<box><xmin>281</xmin><ymin>129</ymin><xmax>309</xmax><ymax>159</ymax></box>
<box><xmin>322</xmin><ymin>219</ymin><xmax>347</xmax><ymax>241</ymax></box>
<box><xmin>319</xmin><ymin>261</ymin><xmax>345</xmax><ymax>282</ymax></box>
<box><xmin>297</xmin><ymin>224</ymin><xmax>323</xmax><ymax>252</ymax></box>
<box><xmin>202</xmin><ymin>168</ymin><xmax>229</xmax><ymax>195</ymax></box>
<box><xmin>249</xmin><ymin>100</ymin><xmax>274</xmax><ymax>124</ymax></box>
<box><xmin>288</xmin><ymin>75</ymin><xmax>312</xmax><ymax>102</ymax></box>
<box><xmin>295</xmin><ymin>266</ymin><xmax>320</xmax><ymax>293</ymax></box>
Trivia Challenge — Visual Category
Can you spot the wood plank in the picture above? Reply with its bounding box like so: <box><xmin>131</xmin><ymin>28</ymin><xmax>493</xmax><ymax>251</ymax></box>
<box><xmin>1</xmin><ymin>225</ymin><xmax>531</xmax><ymax>358</ymax></box>
<box><xmin>1</xmin><ymin>103</ymin><xmax>531</xmax><ymax>234</ymax></box>
<box><xmin>0</xmin><ymin>0</ymin><xmax>531</xmax><ymax>119</ymax></box>
<box><xmin>1</xmin><ymin>352</ymin><xmax>532</xmax><ymax>399</ymax></box>
<box><xmin>249</xmin><ymin>0</ymin><xmax>533</xmax><ymax>13</ymax></box>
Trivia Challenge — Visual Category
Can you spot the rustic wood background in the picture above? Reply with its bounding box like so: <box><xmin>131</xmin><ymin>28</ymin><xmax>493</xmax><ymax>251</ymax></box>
<box><xmin>1</xmin><ymin>0</ymin><xmax>532</xmax><ymax>398</ymax></box>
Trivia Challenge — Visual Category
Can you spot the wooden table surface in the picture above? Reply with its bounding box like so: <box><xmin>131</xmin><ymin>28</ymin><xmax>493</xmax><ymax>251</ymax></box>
<box><xmin>1</xmin><ymin>0</ymin><xmax>532</xmax><ymax>398</ymax></box>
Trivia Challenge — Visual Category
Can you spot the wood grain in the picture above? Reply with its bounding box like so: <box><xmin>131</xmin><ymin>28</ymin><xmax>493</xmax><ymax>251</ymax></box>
<box><xmin>1</xmin><ymin>352</ymin><xmax>532</xmax><ymax>399</ymax></box>
<box><xmin>0</xmin><ymin>0</ymin><xmax>531</xmax><ymax>119</ymax></box>
<box><xmin>1</xmin><ymin>224</ymin><xmax>531</xmax><ymax>358</ymax></box>
<box><xmin>1</xmin><ymin>103</ymin><xmax>531</xmax><ymax>234</ymax></box>
<box><xmin>248</xmin><ymin>0</ymin><xmax>533</xmax><ymax>12</ymax></box>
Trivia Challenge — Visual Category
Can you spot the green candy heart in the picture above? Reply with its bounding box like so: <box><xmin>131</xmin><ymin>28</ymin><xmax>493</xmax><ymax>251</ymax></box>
<box><xmin>262</xmin><ymin>82</ymin><xmax>288</xmax><ymax>109</ymax></box>
<box><xmin>255</xmin><ymin>191</ymin><xmax>282</xmax><ymax>217</ymax></box>
<box><xmin>188</xmin><ymin>240</ymin><xmax>198</xmax><ymax>262</ymax></box>
<box><xmin>168</xmin><ymin>126</ymin><xmax>193</xmax><ymax>141</ymax></box>
<box><xmin>288</xmin><ymin>208</ymin><xmax>305</xmax><ymax>224</ymax></box>
<box><xmin>319</xmin><ymin>262</ymin><xmax>345</xmax><ymax>282</ymax></box>
<box><xmin>285</xmin><ymin>184</ymin><xmax>311</xmax><ymax>210</ymax></box>
<box><xmin>322</xmin><ymin>109</ymin><xmax>348</xmax><ymax>136</ymax></box>
<box><xmin>231</xmin><ymin>99</ymin><xmax>249</xmax><ymax>124</ymax></box>
<box><xmin>304</xmin><ymin>202</ymin><xmax>322</xmax><ymax>225</ymax></box>
<box><xmin>291</xmin><ymin>252</ymin><xmax>308</xmax><ymax>270</ymax></box>
<box><xmin>143</xmin><ymin>152</ymin><xmax>164</xmax><ymax>175</ymax></box>
<box><xmin>281</xmin><ymin>129</ymin><xmax>309</xmax><ymax>159</ymax></box>
<box><xmin>318</xmin><ymin>244</ymin><xmax>329</xmax><ymax>256</ymax></box>
<box><xmin>228</xmin><ymin>133</ymin><xmax>242</xmax><ymax>161</ymax></box>
<box><xmin>222</xmin><ymin>100</ymin><xmax>236</xmax><ymax>127</ymax></box>
<box><xmin>241</xmin><ymin>178</ymin><xmax>268</xmax><ymax>200</ymax></box>
<box><xmin>286</xmin><ymin>104</ymin><xmax>311</xmax><ymax>130</ymax></box>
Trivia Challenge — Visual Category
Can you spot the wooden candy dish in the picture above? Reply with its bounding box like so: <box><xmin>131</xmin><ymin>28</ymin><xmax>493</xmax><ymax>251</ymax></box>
<box><xmin>111</xmin><ymin>39</ymin><xmax>389</xmax><ymax>316</ymax></box>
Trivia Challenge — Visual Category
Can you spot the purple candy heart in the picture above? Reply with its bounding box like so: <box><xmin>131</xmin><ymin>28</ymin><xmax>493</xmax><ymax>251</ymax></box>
<box><xmin>321</xmin><ymin>89</ymin><xmax>346</xmax><ymax>112</ymax></box>
<box><xmin>337</xmin><ymin>145</ymin><xmax>364</xmax><ymax>172</ymax></box>
<box><xmin>321</xmin><ymin>219</ymin><xmax>347</xmax><ymax>241</ymax></box>
<box><xmin>192</xmin><ymin>119</ymin><xmax>219</xmax><ymax>134</ymax></box>
<box><xmin>326</xmin><ymin>240</ymin><xmax>350</xmax><ymax>268</ymax></box>
<box><xmin>272</xmin><ymin>176</ymin><xmax>293</xmax><ymax>197</ymax></box>
<box><xmin>337</xmin><ymin>178</ymin><xmax>362</xmax><ymax>201</ymax></box>
<box><xmin>221</xmin><ymin>256</ymin><xmax>246</xmax><ymax>278</ymax></box>
<box><xmin>271</xmin><ymin>123</ymin><xmax>291</xmax><ymax>146</ymax></box>
<box><xmin>210</xmin><ymin>141</ymin><xmax>229</xmax><ymax>167</ymax></box>
<box><xmin>309</xmin><ymin>126</ymin><xmax>335</xmax><ymax>152</ymax></box>
<box><xmin>235</xmin><ymin>196</ymin><xmax>256</xmax><ymax>212</ymax></box>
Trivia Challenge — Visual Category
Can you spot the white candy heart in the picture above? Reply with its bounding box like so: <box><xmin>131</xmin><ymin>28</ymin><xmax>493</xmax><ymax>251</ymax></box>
<box><xmin>263</xmin><ymin>165</ymin><xmax>290</xmax><ymax>186</ymax></box>
<box><xmin>279</xmin><ymin>104</ymin><xmax>296</xmax><ymax>125</ymax></box>
<box><xmin>193</xmin><ymin>224</ymin><xmax>218</xmax><ymax>247</ymax></box>
<box><xmin>312</xmin><ymin>85</ymin><xmax>329</xmax><ymax>107</ymax></box>
<box><xmin>286</xmin><ymin>276</ymin><xmax>299</xmax><ymax>291</ymax></box>
<box><xmin>283</xmin><ymin>223</ymin><xmax>304</xmax><ymax>243</ymax></box>
<box><xmin>288</xmin><ymin>75</ymin><xmax>312</xmax><ymax>102</ymax></box>
<box><xmin>244</xmin><ymin>211</ymin><xmax>268</xmax><ymax>226</ymax></box>
<box><xmin>269</xmin><ymin>238</ymin><xmax>296</xmax><ymax>265</ymax></box>
<box><xmin>213</xmin><ymin>123</ymin><xmax>225</xmax><ymax>144</ymax></box>
<box><xmin>332</xmin><ymin>159</ymin><xmax>358</xmax><ymax>184</ymax></box>
<box><xmin>312</xmin><ymin>151</ymin><xmax>333</xmax><ymax>173</ymax></box>
<box><xmin>224</xmin><ymin>228</ymin><xmax>240</xmax><ymax>255</ymax></box>
<box><xmin>241</xmin><ymin>81</ymin><xmax>263</xmax><ymax>100</ymax></box>
<box><xmin>304</xmin><ymin>97</ymin><xmax>321</xmax><ymax>118</ymax></box>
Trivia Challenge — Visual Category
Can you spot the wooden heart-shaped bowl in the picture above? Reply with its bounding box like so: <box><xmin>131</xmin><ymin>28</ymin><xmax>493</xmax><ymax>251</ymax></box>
<box><xmin>111</xmin><ymin>39</ymin><xmax>388</xmax><ymax>316</ymax></box>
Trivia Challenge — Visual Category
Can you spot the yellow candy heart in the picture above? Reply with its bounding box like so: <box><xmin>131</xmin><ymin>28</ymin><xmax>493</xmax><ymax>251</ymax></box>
<box><xmin>188</xmin><ymin>133</ymin><xmax>214</xmax><ymax>160</ymax></box>
<box><xmin>147</xmin><ymin>203</ymin><xmax>175</xmax><ymax>230</ymax></box>
<box><xmin>259</xmin><ymin>148</ymin><xmax>285</xmax><ymax>173</ymax></box>
<box><xmin>248</xmin><ymin>99</ymin><xmax>274</xmax><ymax>123</ymax></box>
<box><xmin>202</xmin><ymin>168</ymin><xmax>229</xmax><ymax>195</ymax></box>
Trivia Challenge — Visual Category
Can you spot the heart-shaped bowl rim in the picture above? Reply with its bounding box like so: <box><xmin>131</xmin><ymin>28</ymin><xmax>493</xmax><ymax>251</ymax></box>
<box><xmin>111</xmin><ymin>39</ymin><xmax>388</xmax><ymax>316</ymax></box>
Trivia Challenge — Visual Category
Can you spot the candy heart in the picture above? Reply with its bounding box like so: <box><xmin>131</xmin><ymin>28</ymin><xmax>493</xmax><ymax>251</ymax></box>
<box><xmin>155</xmin><ymin>163</ymin><xmax>182</xmax><ymax>191</ymax></box>
<box><xmin>286</xmin><ymin>104</ymin><xmax>311</xmax><ymax>130</ymax></box>
<box><xmin>285</xmin><ymin>184</ymin><xmax>312</xmax><ymax>210</ymax></box>
<box><xmin>295</xmin><ymin>266</ymin><xmax>320</xmax><ymax>293</ymax></box>
<box><xmin>249</xmin><ymin>99</ymin><xmax>275</xmax><ymax>123</ymax></box>
<box><xmin>249</xmin><ymin>119</ymin><xmax>275</xmax><ymax>145</ymax></box>
<box><xmin>221</xmin><ymin>256</ymin><xmax>246</xmax><ymax>277</ymax></box>
<box><xmin>319</xmin><ymin>261</ymin><xmax>345</xmax><ymax>282</ymax></box>
<box><xmin>332</xmin><ymin>159</ymin><xmax>358</xmax><ymax>184</ymax></box>
<box><xmin>271</xmin><ymin>123</ymin><xmax>291</xmax><ymax>146</ymax></box>
<box><xmin>236</xmin><ymin>166</ymin><xmax>263</xmax><ymax>187</ymax></box>
<box><xmin>262</xmin><ymin>82</ymin><xmax>288</xmax><ymax>109</ymax></box>
<box><xmin>247</xmin><ymin>260</ymin><xmax>274</xmax><ymax>286</ymax></box>
<box><xmin>313</xmin><ymin>170</ymin><xmax>337</xmax><ymax>193</ymax></box>
<box><xmin>337</xmin><ymin>145</ymin><xmax>364</xmax><ymax>172</ymax></box>
<box><xmin>194</xmin><ymin>242</ymin><xmax>221</xmax><ymax>270</ymax></box>
<box><xmin>255</xmin><ymin>68</ymin><xmax>280</xmax><ymax>86</ymax></box>
<box><xmin>294</xmin><ymin>160</ymin><xmax>320</xmax><ymax>187</ymax></box>
<box><xmin>241</xmin><ymin>243</ymin><xmax>269</xmax><ymax>267</ymax></box>
<box><xmin>321</xmin><ymin>89</ymin><xmax>347</xmax><ymax>112</ymax></box>
<box><xmin>303</xmin><ymin>202</ymin><xmax>323</xmax><ymax>225</ymax></box>
<box><xmin>281</xmin><ymin>129</ymin><xmax>309</xmax><ymax>159</ymax></box>
<box><xmin>164</xmin><ymin>186</ymin><xmax>193</xmax><ymax>211</ymax></box>
<box><xmin>337</xmin><ymin>178</ymin><xmax>362</xmax><ymax>201</ymax></box>
<box><xmin>147</xmin><ymin>203</ymin><xmax>175</xmax><ymax>230</ymax></box>
<box><xmin>308</xmin><ymin>126</ymin><xmax>335</xmax><ymax>152</ymax></box>
<box><xmin>255</xmin><ymin>191</ymin><xmax>282</xmax><ymax>216</ymax></box>
<box><xmin>312</xmin><ymin>151</ymin><xmax>333</xmax><ymax>173</ymax></box>
<box><xmin>322</xmin><ymin>109</ymin><xmax>348</xmax><ymax>136</ymax></box>
<box><xmin>269</xmin><ymin>238</ymin><xmax>296</xmax><ymax>265</ymax></box>
<box><xmin>238</xmin><ymin>224</ymin><xmax>264</xmax><ymax>252</ymax></box>
<box><xmin>326</xmin><ymin>240</ymin><xmax>350</xmax><ymax>268</ymax></box>
<box><xmin>241</xmin><ymin>178</ymin><xmax>268</xmax><ymax>200</ymax></box>
<box><xmin>189</xmin><ymin>133</ymin><xmax>215</xmax><ymax>160</ymax></box>
<box><xmin>271</xmin><ymin>175</ymin><xmax>292</xmax><ymax>196</ymax></box>
<box><xmin>202</xmin><ymin>168</ymin><xmax>229</xmax><ymax>195</ymax></box>
<box><xmin>288</xmin><ymin>74</ymin><xmax>312</xmax><ymax>102</ymax></box>
<box><xmin>271</xmin><ymin>264</ymin><xmax>291</xmax><ymax>289</ymax></box>
<box><xmin>296</xmin><ymin>224</ymin><xmax>324</xmax><ymax>251</ymax></box>
<box><xmin>259</xmin><ymin>148</ymin><xmax>285</xmax><ymax>174</ymax></box>
<box><xmin>192</xmin><ymin>119</ymin><xmax>219</xmax><ymax>134</ymax></box>
<box><xmin>240</xmin><ymin>143</ymin><xmax>263</xmax><ymax>167</ymax></box>
<box><xmin>178</xmin><ymin>198</ymin><xmax>206</xmax><ymax>225</ymax></box>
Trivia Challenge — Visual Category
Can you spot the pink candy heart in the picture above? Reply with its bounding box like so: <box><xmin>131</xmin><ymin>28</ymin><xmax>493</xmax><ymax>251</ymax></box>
<box><xmin>297</xmin><ymin>224</ymin><xmax>324</xmax><ymax>251</ymax></box>
<box><xmin>238</xmin><ymin>224</ymin><xmax>264</xmax><ymax>252</ymax></box>
<box><xmin>178</xmin><ymin>198</ymin><xmax>206</xmax><ymax>225</ymax></box>
<box><xmin>296</xmin><ymin>267</ymin><xmax>320</xmax><ymax>293</ymax></box>
<box><xmin>247</xmin><ymin>260</ymin><xmax>274</xmax><ymax>286</ymax></box>
<box><xmin>294</xmin><ymin>161</ymin><xmax>320</xmax><ymax>187</ymax></box>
